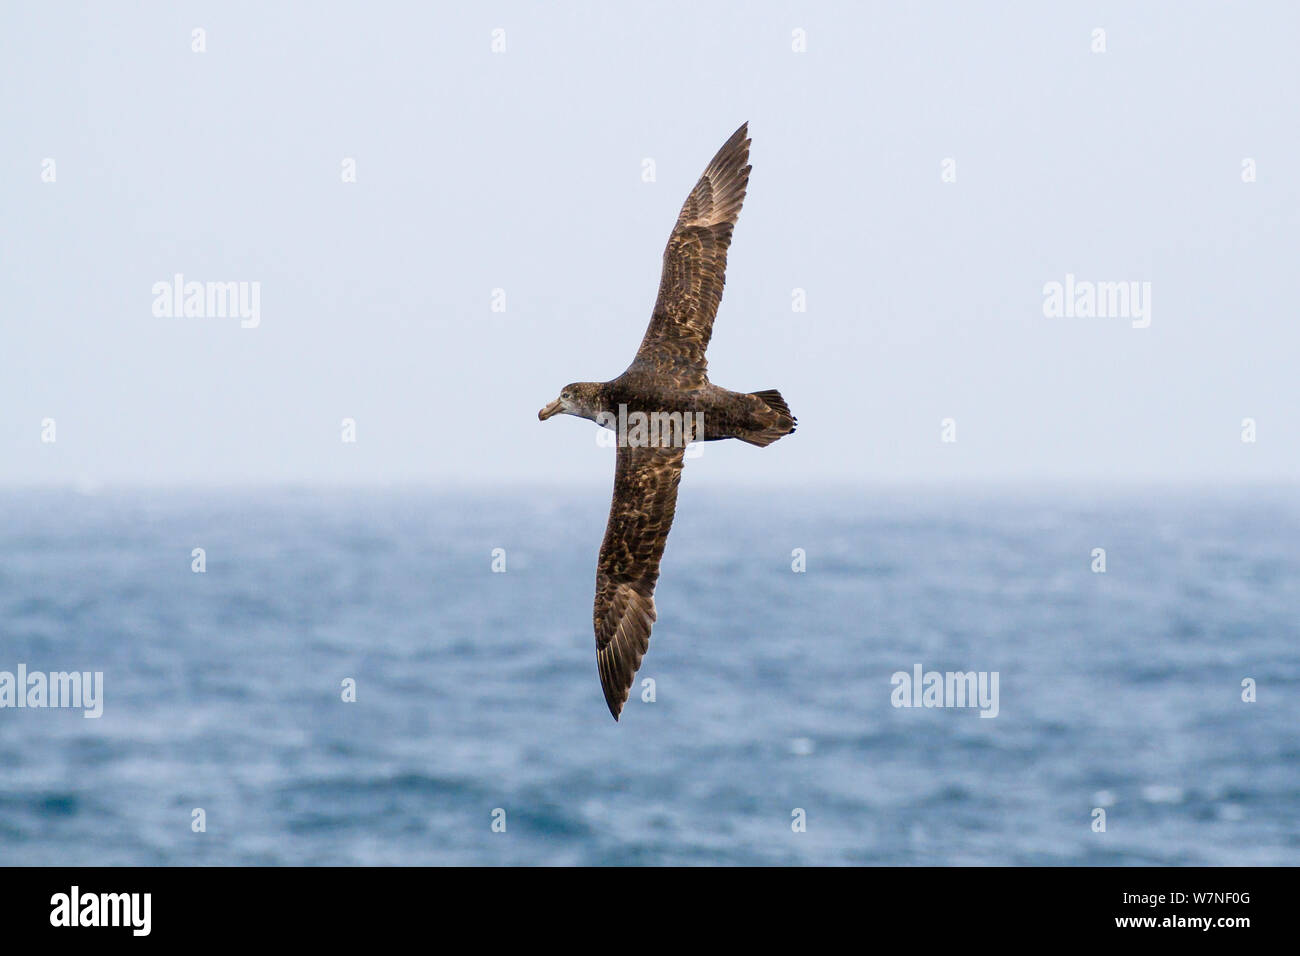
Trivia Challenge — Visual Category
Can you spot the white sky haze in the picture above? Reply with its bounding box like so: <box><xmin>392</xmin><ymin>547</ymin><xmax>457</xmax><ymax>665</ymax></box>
<box><xmin>3</xmin><ymin>2</ymin><xmax>1298</xmax><ymax>487</ymax></box>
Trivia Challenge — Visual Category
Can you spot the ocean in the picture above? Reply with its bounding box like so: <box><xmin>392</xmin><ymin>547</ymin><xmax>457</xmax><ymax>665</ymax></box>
<box><xmin>1</xmin><ymin>486</ymin><xmax>1296</xmax><ymax>866</ymax></box>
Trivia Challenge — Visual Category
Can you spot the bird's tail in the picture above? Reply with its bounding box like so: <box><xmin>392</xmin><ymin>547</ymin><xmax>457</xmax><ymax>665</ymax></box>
<box><xmin>737</xmin><ymin>389</ymin><xmax>797</xmax><ymax>447</ymax></box>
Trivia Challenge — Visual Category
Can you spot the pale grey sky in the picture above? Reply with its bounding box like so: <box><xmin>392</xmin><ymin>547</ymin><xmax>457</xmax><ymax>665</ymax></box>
<box><xmin>2</xmin><ymin>1</ymin><xmax>1298</xmax><ymax>487</ymax></box>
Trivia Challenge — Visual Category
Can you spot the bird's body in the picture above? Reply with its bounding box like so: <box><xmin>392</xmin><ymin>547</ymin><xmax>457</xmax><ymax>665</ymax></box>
<box><xmin>574</xmin><ymin>375</ymin><xmax>793</xmax><ymax>446</ymax></box>
<box><xmin>539</xmin><ymin>123</ymin><xmax>796</xmax><ymax>719</ymax></box>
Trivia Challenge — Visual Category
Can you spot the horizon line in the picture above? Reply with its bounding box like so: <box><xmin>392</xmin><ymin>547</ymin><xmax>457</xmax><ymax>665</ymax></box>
<box><xmin>1</xmin><ymin>477</ymin><xmax>1296</xmax><ymax>494</ymax></box>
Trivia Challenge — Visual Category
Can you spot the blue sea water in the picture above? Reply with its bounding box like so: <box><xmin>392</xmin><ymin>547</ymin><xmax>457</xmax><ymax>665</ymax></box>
<box><xmin>0</xmin><ymin>486</ymin><xmax>1296</xmax><ymax>866</ymax></box>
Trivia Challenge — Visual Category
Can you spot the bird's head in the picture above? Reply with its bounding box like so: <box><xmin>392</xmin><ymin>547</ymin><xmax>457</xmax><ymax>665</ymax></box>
<box><xmin>539</xmin><ymin>382</ymin><xmax>602</xmax><ymax>422</ymax></box>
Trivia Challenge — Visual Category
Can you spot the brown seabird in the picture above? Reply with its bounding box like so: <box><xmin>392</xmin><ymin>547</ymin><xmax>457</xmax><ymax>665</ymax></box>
<box><xmin>539</xmin><ymin>122</ymin><xmax>796</xmax><ymax>720</ymax></box>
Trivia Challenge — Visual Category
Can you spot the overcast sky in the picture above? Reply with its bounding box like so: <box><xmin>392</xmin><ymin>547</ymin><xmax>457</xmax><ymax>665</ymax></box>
<box><xmin>3</xmin><ymin>1</ymin><xmax>1298</xmax><ymax>488</ymax></box>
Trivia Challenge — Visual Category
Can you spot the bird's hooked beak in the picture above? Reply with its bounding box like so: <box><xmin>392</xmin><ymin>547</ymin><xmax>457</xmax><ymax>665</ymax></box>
<box><xmin>538</xmin><ymin>398</ymin><xmax>564</xmax><ymax>421</ymax></box>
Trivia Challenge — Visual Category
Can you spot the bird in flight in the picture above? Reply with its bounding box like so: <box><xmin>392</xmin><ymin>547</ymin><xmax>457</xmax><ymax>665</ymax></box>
<box><xmin>538</xmin><ymin>122</ymin><xmax>796</xmax><ymax>720</ymax></box>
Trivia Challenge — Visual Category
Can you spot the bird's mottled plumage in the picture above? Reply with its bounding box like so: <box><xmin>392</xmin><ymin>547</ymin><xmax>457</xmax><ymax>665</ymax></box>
<box><xmin>539</xmin><ymin>122</ymin><xmax>797</xmax><ymax>720</ymax></box>
<box><xmin>633</xmin><ymin>122</ymin><xmax>752</xmax><ymax>385</ymax></box>
<box><xmin>594</xmin><ymin>443</ymin><xmax>685</xmax><ymax>718</ymax></box>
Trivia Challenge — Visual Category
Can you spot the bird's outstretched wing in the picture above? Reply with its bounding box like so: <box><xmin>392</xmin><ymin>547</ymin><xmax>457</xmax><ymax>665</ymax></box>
<box><xmin>594</xmin><ymin>442</ymin><xmax>687</xmax><ymax>719</ymax></box>
<box><xmin>633</xmin><ymin>122</ymin><xmax>751</xmax><ymax>385</ymax></box>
